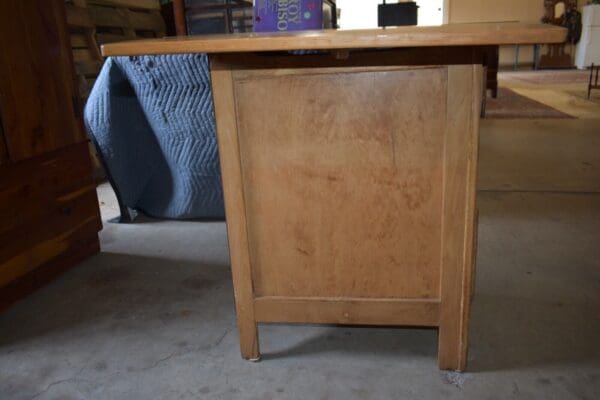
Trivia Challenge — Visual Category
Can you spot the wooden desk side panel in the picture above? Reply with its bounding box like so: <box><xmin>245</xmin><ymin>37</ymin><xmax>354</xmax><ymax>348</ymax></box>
<box><xmin>233</xmin><ymin>67</ymin><xmax>447</xmax><ymax>300</ymax></box>
<box><xmin>0</xmin><ymin>0</ymin><xmax>87</xmax><ymax>162</ymax></box>
<box><xmin>211</xmin><ymin>54</ymin><xmax>479</xmax><ymax>368</ymax></box>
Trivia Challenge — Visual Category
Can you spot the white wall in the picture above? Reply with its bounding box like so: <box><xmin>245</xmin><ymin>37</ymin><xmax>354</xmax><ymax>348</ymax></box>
<box><xmin>448</xmin><ymin>0</ymin><xmax>587</xmax><ymax>67</ymax></box>
<box><xmin>337</xmin><ymin>0</ymin><xmax>444</xmax><ymax>29</ymax></box>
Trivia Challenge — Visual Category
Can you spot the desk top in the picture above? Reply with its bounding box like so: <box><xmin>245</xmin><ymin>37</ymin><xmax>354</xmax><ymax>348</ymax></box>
<box><xmin>102</xmin><ymin>23</ymin><xmax>566</xmax><ymax>57</ymax></box>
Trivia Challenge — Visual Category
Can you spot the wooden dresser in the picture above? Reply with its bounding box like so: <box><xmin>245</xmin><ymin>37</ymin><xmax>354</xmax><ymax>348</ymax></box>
<box><xmin>0</xmin><ymin>0</ymin><xmax>102</xmax><ymax>310</ymax></box>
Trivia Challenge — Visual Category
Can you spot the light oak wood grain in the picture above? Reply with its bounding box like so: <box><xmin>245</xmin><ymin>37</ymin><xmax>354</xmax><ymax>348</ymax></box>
<box><xmin>0</xmin><ymin>0</ymin><xmax>86</xmax><ymax>162</ymax></box>
<box><xmin>437</xmin><ymin>65</ymin><xmax>481</xmax><ymax>371</ymax></box>
<box><xmin>234</xmin><ymin>67</ymin><xmax>446</xmax><ymax>300</ymax></box>
<box><xmin>211</xmin><ymin>49</ymin><xmax>481</xmax><ymax>370</ymax></box>
<box><xmin>210</xmin><ymin>63</ymin><xmax>260</xmax><ymax>361</ymax></box>
<box><xmin>254</xmin><ymin>297</ymin><xmax>440</xmax><ymax>327</ymax></box>
<box><xmin>102</xmin><ymin>23</ymin><xmax>566</xmax><ymax>56</ymax></box>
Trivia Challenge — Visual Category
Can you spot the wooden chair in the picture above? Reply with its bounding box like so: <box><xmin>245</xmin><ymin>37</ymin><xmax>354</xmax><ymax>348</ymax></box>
<box><xmin>589</xmin><ymin>63</ymin><xmax>600</xmax><ymax>99</ymax></box>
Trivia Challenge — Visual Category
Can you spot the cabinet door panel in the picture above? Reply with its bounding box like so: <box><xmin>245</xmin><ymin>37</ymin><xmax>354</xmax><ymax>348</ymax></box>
<box><xmin>0</xmin><ymin>114</ymin><xmax>7</xmax><ymax>165</ymax></box>
<box><xmin>0</xmin><ymin>0</ymin><xmax>86</xmax><ymax>162</ymax></box>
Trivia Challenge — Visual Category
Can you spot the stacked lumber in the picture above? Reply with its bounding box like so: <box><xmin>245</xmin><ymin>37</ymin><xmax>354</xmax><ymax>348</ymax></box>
<box><xmin>65</xmin><ymin>0</ymin><xmax>165</xmax><ymax>182</ymax></box>
<box><xmin>66</xmin><ymin>0</ymin><xmax>166</xmax><ymax>98</ymax></box>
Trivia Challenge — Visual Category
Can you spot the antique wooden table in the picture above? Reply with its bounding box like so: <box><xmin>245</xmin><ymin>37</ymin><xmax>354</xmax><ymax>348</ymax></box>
<box><xmin>103</xmin><ymin>23</ymin><xmax>565</xmax><ymax>370</ymax></box>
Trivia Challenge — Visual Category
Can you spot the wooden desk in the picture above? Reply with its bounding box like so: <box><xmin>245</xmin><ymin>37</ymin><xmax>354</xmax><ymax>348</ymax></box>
<box><xmin>103</xmin><ymin>23</ymin><xmax>566</xmax><ymax>371</ymax></box>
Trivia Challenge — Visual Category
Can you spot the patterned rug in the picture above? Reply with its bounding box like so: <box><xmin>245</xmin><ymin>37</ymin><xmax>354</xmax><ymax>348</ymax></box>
<box><xmin>484</xmin><ymin>87</ymin><xmax>575</xmax><ymax>119</ymax></box>
<box><xmin>505</xmin><ymin>70</ymin><xmax>590</xmax><ymax>85</ymax></box>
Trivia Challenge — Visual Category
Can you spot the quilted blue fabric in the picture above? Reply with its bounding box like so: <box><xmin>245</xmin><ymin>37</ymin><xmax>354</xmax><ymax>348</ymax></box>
<box><xmin>84</xmin><ymin>55</ymin><xmax>224</xmax><ymax>219</ymax></box>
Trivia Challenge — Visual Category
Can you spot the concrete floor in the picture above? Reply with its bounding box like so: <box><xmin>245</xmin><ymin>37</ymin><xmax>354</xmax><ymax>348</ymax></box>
<box><xmin>1</xmin><ymin>71</ymin><xmax>600</xmax><ymax>399</ymax></box>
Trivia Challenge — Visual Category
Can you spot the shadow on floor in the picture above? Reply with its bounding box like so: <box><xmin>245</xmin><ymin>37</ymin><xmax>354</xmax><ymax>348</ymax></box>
<box><xmin>469</xmin><ymin>292</ymin><xmax>599</xmax><ymax>372</ymax></box>
<box><xmin>261</xmin><ymin>324</ymin><xmax>438</xmax><ymax>362</ymax></box>
<box><xmin>0</xmin><ymin>252</ymin><xmax>234</xmax><ymax>347</ymax></box>
<box><xmin>257</xmin><ymin>286</ymin><xmax>599</xmax><ymax>372</ymax></box>
<box><xmin>1</xmin><ymin>213</ymin><xmax>598</xmax><ymax>373</ymax></box>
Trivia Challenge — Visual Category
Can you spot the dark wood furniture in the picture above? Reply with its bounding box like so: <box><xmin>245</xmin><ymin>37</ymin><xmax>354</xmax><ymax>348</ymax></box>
<box><xmin>483</xmin><ymin>45</ymin><xmax>499</xmax><ymax>98</ymax></box>
<box><xmin>590</xmin><ymin>63</ymin><xmax>600</xmax><ymax>99</ymax></box>
<box><xmin>539</xmin><ymin>0</ymin><xmax>577</xmax><ymax>69</ymax></box>
<box><xmin>0</xmin><ymin>0</ymin><xmax>102</xmax><ymax>310</ymax></box>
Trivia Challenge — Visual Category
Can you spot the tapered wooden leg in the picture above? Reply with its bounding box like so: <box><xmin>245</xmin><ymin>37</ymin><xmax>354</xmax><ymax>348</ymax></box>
<box><xmin>237</xmin><ymin>317</ymin><xmax>260</xmax><ymax>361</ymax></box>
<box><xmin>210</xmin><ymin>63</ymin><xmax>261</xmax><ymax>362</ymax></box>
<box><xmin>437</xmin><ymin>65</ymin><xmax>480</xmax><ymax>371</ymax></box>
<box><xmin>438</xmin><ymin>324</ymin><xmax>468</xmax><ymax>371</ymax></box>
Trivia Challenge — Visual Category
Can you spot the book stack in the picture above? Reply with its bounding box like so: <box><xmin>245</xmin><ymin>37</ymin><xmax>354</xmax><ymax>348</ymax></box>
<box><xmin>254</xmin><ymin>0</ymin><xmax>323</xmax><ymax>32</ymax></box>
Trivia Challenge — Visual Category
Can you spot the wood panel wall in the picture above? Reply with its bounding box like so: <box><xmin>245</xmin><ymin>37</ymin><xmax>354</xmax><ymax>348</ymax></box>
<box><xmin>65</xmin><ymin>0</ymin><xmax>166</xmax><ymax>98</ymax></box>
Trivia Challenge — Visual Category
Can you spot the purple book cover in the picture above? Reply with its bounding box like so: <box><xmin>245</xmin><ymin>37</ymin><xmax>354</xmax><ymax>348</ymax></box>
<box><xmin>254</xmin><ymin>0</ymin><xmax>323</xmax><ymax>32</ymax></box>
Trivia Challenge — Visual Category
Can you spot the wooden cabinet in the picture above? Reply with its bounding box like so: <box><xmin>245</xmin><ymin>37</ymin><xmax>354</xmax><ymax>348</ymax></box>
<box><xmin>0</xmin><ymin>116</ymin><xmax>8</xmax><ymax>165</ymax></box>
<box><xmin>0</xmin><ymin>0</ymin><xmax>87</xmax><ymax>162</ymax></box>
<box><xmin>0</xmin><ymin>0</ymin><xmax>102</xmax><ymax>310</ymax></box>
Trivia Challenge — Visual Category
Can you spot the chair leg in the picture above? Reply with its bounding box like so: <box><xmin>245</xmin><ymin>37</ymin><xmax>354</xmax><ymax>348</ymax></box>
<box><xmin>589</xmin><ymin>63</ymin><xmax>594</xmax><ymax>99</ymax></box>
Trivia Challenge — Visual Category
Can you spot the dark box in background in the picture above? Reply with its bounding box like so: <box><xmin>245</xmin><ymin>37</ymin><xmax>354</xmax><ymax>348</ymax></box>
<box><xmin>378</xmin><ymin>1</ymin><xmax>418</xmax><ymax>27</ymax></box>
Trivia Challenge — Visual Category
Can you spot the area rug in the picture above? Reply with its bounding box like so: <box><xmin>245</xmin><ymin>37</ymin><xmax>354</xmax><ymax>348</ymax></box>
<box><xmin>484</xmin><ymin>87</ymin><xmax>575</xmax><ymax>119</ymax></box>
<box><xmin>506</xmin><ymin>70</ymin><xmax>590</xmax><ymax>85</ymax></box>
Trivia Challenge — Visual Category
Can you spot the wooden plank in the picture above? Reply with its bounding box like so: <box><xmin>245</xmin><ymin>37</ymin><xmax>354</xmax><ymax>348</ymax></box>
<box><xmin>73</xmin><ymin>48</ymin><xmax>97</xmax><ymax>63</ymax></box>
<box><xmin>102</xmin><ymin>22</ymin><xmax>567</xmax><ymax>56</ymax></box>
<box><xmin>437</xmin><ymin>65</ymin><xmax>481</xmax><ymax>371</ymax></box>
<box><xmin>210</xmin><ymin>59</ymin><xmax>260</xmax><ymax>361</ymax></box>
<box><xmin>74</xmin><ymin>60</ymin><xmax>103</xmax><ymax>77</ymax></box>
<box><xmin>89</xmin><ymin>6</ymin><xmax>129</xmax><ymax>28</ymax></box>
<box><xmin>0</xmin><ymin>214</ymin><xmax>99</xmax><ymax>287</ymax></box>
<box><xmin>88</xmin><ymin>0</ymin><xmax>161</xmax><ymax>11</ymax></box>
<box><xmin>0</xmin><ymin>228</ymin><xmax>99</xmax><ymax>311</ymax></box>
<box><xmin>0</xmin><ymin>0</ymin><xmax>86</xmax><ymax>162</ymax></box>
<box><xmin>0</xmin><ymin>143</ymin><xmax>98</xmax><ymax>231</ymax></box>
<box><xmin>126</xmin><ymin>10</ymin><xmax>165</xmax><ymax>33</ymax></box>
<box><xmin>90</xmin><ymin>6</ymin><xmax>165</xmax><ymax>32</ymax></box>
<box><xmin>173</xmin><ymin>0</ymin><xmax>187</xmax><ymax>36</ymax></box>
<box><xmin>217</xmin><ymin>47</ymin><xmax>488</xmax><ymax>72</ymax></box>
<box><xmin>66</xmin><ymin>4</ymin><xmax>95</xmax><ymax>28</ymax></box>
<box><xmin>254</xmin><ymin>297</ymin><xmax>440</xmax><ymax>327</ymax></box>
<box><xmin>96</xmin><ymin>32</ymin><xmax>128</xmax><ymax>44</ymax></box>
<box><xmin>0</xmin><ymin>117</ymin><xmax>7</xmax><ymax>165</ymax></box>
<box><xmin>232</xmin><ymin>65</ymin><xmax>447</xmax><ymax>299</ymax></box>
<box><xmin>85</xmin><ymin>30</ymin><xmax>104</xmax><ymax>61</ymax></box>
<box><xmin>71</xmin><ymin>33</ymin><xmax>89</xmax><ymax>48</ymax></box>
<box><xmin>0</xmin><ymin>187</ymin><xmax>100</xmax><ymax>269</ymax></box>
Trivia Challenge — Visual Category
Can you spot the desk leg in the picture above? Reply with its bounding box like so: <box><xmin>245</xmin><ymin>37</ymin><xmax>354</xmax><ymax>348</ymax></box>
<box><xmin>438</xmin><ymin>65</ymin><xmax>480</xmax><ymax>371</ymax></box>
<box><xmin>533</xmin><ymin>44</ymin><xmax>540</xmax><ymax>70</ymax></box>
<box><xmin>210</xmin><ymin>64</ymin><xmax>260</xmax><ymax>361</ymax></box>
